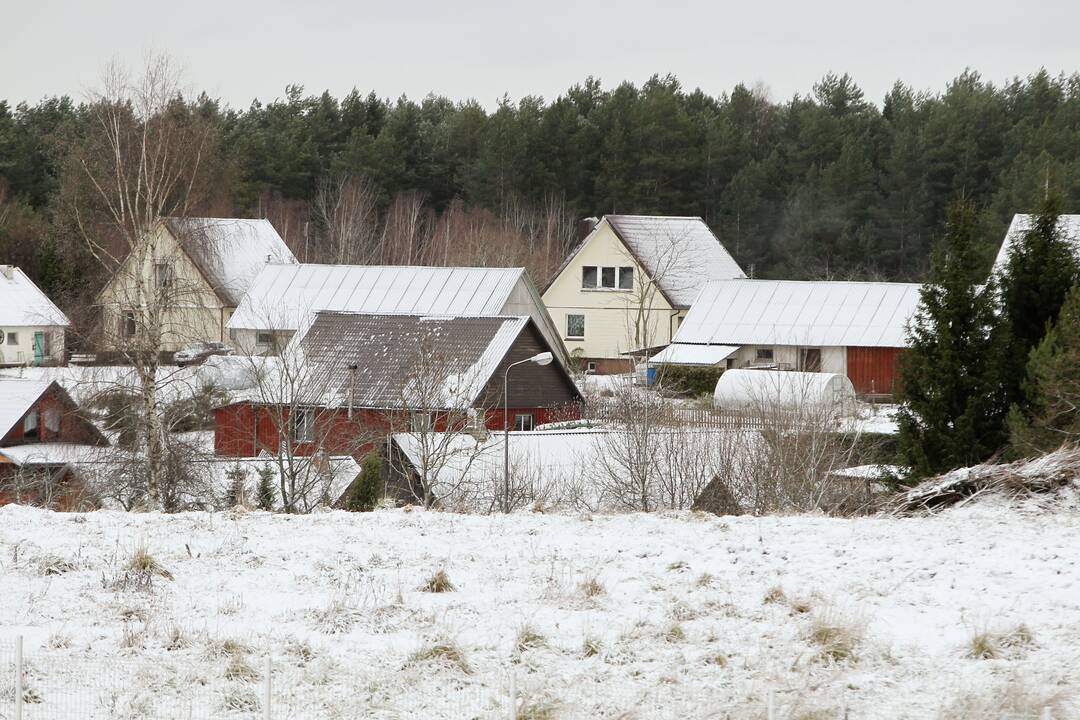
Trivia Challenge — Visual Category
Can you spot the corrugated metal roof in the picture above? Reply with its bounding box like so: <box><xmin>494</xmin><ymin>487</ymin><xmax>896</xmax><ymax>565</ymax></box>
<box><xmin>0</xmin><ymin>378</ymin><xmax>54</xmax><ymax>437</ymax></box>
<box><xmin>607</xmin><ymin>216</ymin><xmax>746</xmax><ymax>307</ymax></box>
<box><xmin>992</xmin><ymin>214</ymin><xmax>1080</xmax><ymax>276</ymax></box>
<box><xmin>674</xmin><ymin>279</ymin><xmax>922</xmax><ymax>348</ymax></box>
<box><xmin>297</xmin><ymin>312</ymin><xmax>529</xmax><ymax>409</ymax></box>
<box><xmin>166</xmin><ymin>218</ymin><xmax>297</xmax><ymax>306</ymax></box>
<box><xmin>648</xmin><ymin>344</ymin><xmax>739</xmax><ymax>366</ymax></box>
<box><xmin>228</xmin><ymin>264</ymin><xmax>525</xmax><ymax>331</ymax></box>
<box><xmin>0</xmin><ymin>266</ymin><xmax>69</xmax><ymax>327</ymax></box>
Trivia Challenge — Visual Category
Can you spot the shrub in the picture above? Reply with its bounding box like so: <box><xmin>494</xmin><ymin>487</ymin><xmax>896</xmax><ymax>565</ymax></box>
<box><xmin>224</xmin><ymin>464</ymin><xmax>248</xmax><ymax>508</ymax></box>
<box><xmin>345</xmin><ymin>454</ymin><xmax>383</xmax><ymax>512</ymax></box>
<box><xmin>421</xmin><ymin>569</ymin><xmax>455</xmax><ymax>593</ymax></box>
<box><xmin>655</xmin><ymin>364</ymin><xmax>724</xmax><ymax>398</ymax></box>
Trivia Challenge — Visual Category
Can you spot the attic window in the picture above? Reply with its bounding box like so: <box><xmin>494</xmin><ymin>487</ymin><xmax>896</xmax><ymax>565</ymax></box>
<box><xmin>618</xmin><ymin>267</ymin><xmax>634</xmax><ymax>290</ymax></box>
<box><xmin>582</xmin><ymin>265</ymin><xmax>631</xmax><ymax>290</ymax></box>
<box><xmin>601</xmin><ymin>267</ymin><xmax>616</xmax><ymax>288</ymax></box>
<box><xmin>581</xmin><ymin>266</ymin><xmax>597</xmax><ymax>288</ymax></box>
<box><xmin>23</xmin><ymin>409</ymin><xmax>39</xmax><ymax>438</ymax></box>
<box><xmin>45</xmin><ymin>407</ymin><xmax>61</xmax><ymax>433</ymax></box>
<box><xmin>154</xmin><ymin>261</ymin><xmax>175</xmax><ymax>290</ymax></box>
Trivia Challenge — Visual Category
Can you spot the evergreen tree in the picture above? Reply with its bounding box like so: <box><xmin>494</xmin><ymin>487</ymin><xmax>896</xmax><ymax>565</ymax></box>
<box><xmin>224</xmin><ymin>464</ymin><xmax>248</xmax><ymax>507</ymax></box>
<box><xmin>345</xmin><ymin>454</ymin><xmax>383</xmax><ymax>512</ymax></box>
<box><xmin>1008</xmin><ymin>285</ymin><xmax>1080</xmax><ymax>455</ymax></box>
<box><xmin>995</xmin><ymin>195</ymin><xmax>1080</xmax><ymax>416</ymax></box>
<box><xmin>256</xmin><ymin>464</ymin><xmax>277</xmax><ymax>511</ymax></box>
<box><xmin>896</xmin><ymin>199</ymin><xmax>1002</xmax><ymax>477</ymax></box>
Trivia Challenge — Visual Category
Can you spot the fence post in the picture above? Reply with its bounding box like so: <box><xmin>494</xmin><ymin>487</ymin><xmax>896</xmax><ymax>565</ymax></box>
<box><xmin>14</xmin><ymin>635</ymin><xmax>23</xmax><ymax>720</ymax></box>
<box><xmin>765</xmin><ymin>689</ymin><xmax>774</xmax><ymax>720</ymax></box>
<box><xmin>263</xmin><ymin>655</ymin><xmax>272</xmax><ymax>720</ymax></box>
<box><xmin>508</xmin><ymin>671</ymin><xmax>516</xmax><ymax>720</ymax></box>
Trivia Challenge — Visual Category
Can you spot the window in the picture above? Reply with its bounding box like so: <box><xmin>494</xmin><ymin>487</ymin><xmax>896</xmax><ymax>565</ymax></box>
<box><xmin>44</xmin><ymin>407</ymin><xmax>60</xmax><ymax>433</ymax></box>
<box><xmin>256</xmin><ymin>331</ymin><xmax>274</xmax><ymax>346</ymax></box>
<box><xmin>581</xmin><ymin>266</ymin><xmax>597</xmax><ymax>289</ymax></box>
<box><xmin>5</xmin><ymin>332</ymin><xmax>16</xmax><ymax>346</ymax></box>
<box><xmin>618</xmin><ymin>266</ymin><xmax>634</xmax><ymax>290</ymax></box>
<box><xmin>410</xmin><ymin>411</ymin><xmax>433</xmax><ymax>433</ymax></box>
<box><xmin>23</xmin><ymin>409</ymin><xmax>39</xmax><ymax>438</ymax></box>
<box><xmin>755</xmin><ymin>348</ymin><xmax>774</xmax><ymax>362</ymax></box>
<box><xmin>122</xmin><ymin>311</ymin><xmax>137</xmax><ymax>338</ymax></box>
<box><xmin>566</xmin><ymin>314</ymin><xmax>585</xmax><ymax>339</ymax></box>
<box><xmin>586</xmin><ymin>361</ymin><xmax>597</xmax><ymax>374</ymax></box>
<box><xmin>799</xmin><ymin>348</ymin><xmax>822</xmax><ymax>373</ymax></box>
<box><xmin>228</xmin><ymin>328</ymin><xmax>238</xmax><ymax>341</ymax></box>
<box><xmin>514</xmin><ymin>413</ymin><xmax>535</xmax><ymax>432</ymax></box>
<box><xmin>154</xmin><ymin>261</ymin><xmax>175</xmax><ymax>290</ymax></box>
<box><xmin>291</xmin><ymin>407</ymin><xmax>314</xmax><ymax>443</ymax></box>
<box><xmin>600</xmin><ymin>267</ymin><xmax>616</xmax><ymax>288</ymax></box>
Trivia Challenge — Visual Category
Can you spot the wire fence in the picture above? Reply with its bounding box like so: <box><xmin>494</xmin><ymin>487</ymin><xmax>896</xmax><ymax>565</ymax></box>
<box><xmin>0</xmin><ymin>638</ymin><xmax>1066</xmax><ymax>719</ymax></box>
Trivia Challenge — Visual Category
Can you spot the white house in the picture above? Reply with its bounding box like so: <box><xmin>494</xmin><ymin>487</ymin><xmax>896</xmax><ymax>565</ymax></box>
<box><xmin>226</xmin><ymin>263</ymin><xmax>570</xmax><ymax>371</ymax></box>
<box><xmin>991</xmin><ymin>213</ymin><xmax>1080</xmax><ymax>276</ymax></box>
<box><xmin>656</xmin><ymin>279</ymin><xmax>922</xmax><ymax>396</ymax></box>
<box><xmin>541</xmin><ymin>215</ymin><xmax>745</xmax><ymax>373</ymax></box>
<box><xmin>0</xmin><ymin>266</ymin><xmax>70</xmax><ymax>366</ymax></box>
<box><xmin>97</xmin><ymin>218</ymin><xmax>297</xmax><ymax>352</ymax></box>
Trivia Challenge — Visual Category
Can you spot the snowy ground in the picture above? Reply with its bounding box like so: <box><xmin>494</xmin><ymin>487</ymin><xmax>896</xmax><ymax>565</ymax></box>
<box><xmin>2</xmin><ymin>504</ymin><xmax>1078</xmax><ymax>719</ymax></box>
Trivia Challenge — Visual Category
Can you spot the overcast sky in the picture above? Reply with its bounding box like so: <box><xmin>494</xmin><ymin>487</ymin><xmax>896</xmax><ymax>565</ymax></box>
<box><xmin>4</xmin><ymin>0</ymin><xmax>1079</xmax><ymax>109</ymax></box>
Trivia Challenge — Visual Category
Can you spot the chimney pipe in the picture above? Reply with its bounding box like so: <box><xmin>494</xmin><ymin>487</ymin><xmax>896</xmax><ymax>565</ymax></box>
<box><xmin>347</xmin><ymin>364</ymin><xmax>358</xmax><ymax>419</ymax></box>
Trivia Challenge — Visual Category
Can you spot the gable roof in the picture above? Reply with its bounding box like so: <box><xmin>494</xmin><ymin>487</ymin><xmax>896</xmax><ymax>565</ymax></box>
<box><xmin>674</xmin><ymin>279</ymin><xmax>922</xmax><ymax>348</ymax></box>
<box><xmin>992</xmin><ymin>214</ymin><xmax>1080</xmax><ymax>277</ymax></box>
<box><xmin>164</xmin><ymin>218</ymin><xmax>297</xmax><ymax>306</ymax></box>
<box><xmin>548</xmin><ymin>216</ymin><xmax>746</xmax><ymax>307</ymax></box>
<box><xmin>0</xmin><ymin>378</ymin><xmax>54</xmax><ymax>438</ymax></box>
<box><xmin>296</xmin><ymin>312</ymin><xmax>532</xmax><ymax>409</ymax></box>
<box><xmin>228</xmin><ymin>264</ymin><xmax>528</xmax><ymax>331</ymax></box>
<box><xmin>0</xmin><ymin>266</ymin><xmax>70</xmax><ymax>327</ymax></box>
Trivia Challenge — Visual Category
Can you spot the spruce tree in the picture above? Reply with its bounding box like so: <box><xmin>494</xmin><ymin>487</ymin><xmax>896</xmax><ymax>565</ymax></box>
<box><xmin>256</xmin><ymin>464</ymin><xmax>277</xmax><ymax>511</ymax></box>
<box><xmin>345</xmin><ymin>454</ymin><xmax>383</xmax><ymax>512</ymax></box>
<box><xmin>995</xmin><ymin>195</ymin><xmax>1080</xmax><ymax>416</ymax></box>
<box><xmin>896</xmin><ymin>199</ymin><xmax>1002</xmax><ymax>478</ymax></box>
<box><xmin>1008</xmin><ymin>285</ymin><xmax>1080</xmax><ymax>455</ymax></box>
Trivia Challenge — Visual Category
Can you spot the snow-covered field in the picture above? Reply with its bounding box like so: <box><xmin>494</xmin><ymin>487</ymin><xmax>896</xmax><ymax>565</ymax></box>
<box><xmin>2</xmin><ymin>503</ymin><xmax>1078</xmax><ymax>719</ymax></box>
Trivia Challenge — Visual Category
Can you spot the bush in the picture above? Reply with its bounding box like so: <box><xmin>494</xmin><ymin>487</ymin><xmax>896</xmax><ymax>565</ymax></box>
<box><xmin>345</xmin><ymin>454</ymin><xmax>383</xmax><ymax>512</ymax></box>
<box><xmin>421</xmin><ymin>569</ymin><xmax>455</xmax><ymax>593</ymax></box>
<box><xmin>655</xmin><ymin>364</ymin><xmax>724</xmax><ymax>398</ymax></box>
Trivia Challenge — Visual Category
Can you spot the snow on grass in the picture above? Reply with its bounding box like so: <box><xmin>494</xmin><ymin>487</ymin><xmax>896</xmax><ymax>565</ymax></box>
<box><xmin>1</xmin><ymin>504</ymin><xmax>1079</xmax><ymax>718</ymax></box>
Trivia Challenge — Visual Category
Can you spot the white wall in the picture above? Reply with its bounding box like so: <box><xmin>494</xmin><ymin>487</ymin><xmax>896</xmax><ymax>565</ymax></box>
<box><xmin>727</xmin><ymin>345</ymin><xmax>846</xmax><ymax>374</ymax></box>
<box><xmin>0</xmin><ymin>326</ymin><xmax>66</xmax><ymax>365</ymax></box>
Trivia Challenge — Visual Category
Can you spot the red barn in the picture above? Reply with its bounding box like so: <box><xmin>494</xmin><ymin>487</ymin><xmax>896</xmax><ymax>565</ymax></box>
<box><xmin>0</xmin><ymin>379</ymin><xmax>110</xmax><ymax>510</ymax></box>
<box><xmin>214</xmin><ymin>312</ymin><xmax>583</xmax><ymax>458</ymax></box>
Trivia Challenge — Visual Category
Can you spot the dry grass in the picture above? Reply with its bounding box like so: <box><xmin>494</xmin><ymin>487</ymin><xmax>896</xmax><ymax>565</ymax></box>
<box><xmin>127</xmin><ymin>545</ymin><xmax>173</xmax><ymax>580</ymax></box>
<box><xmin>46</xmin><ymin>631</ymin><xmax>71</xmax><ymax>649</ymax></box>
<box><xmin>516</xmin><ymin>624</ymin><xmax>547</xmax><ymax>653</ymax></box>
<box><xmin>224</xmin><ymin>655</ymin><xmax>260</xmax><ymax>682</ymax></box>
<box><xmin>515</xmin><ymin>697</ymin><xmax>559</xmax><ymax>720</ymax></box>
<box><xmin>308</xmin><ymin>599</ymin><xmax>364</xmax><ymax>635</ymax></box>
<box><xmin>205</xmin><ymin>637</ymin><xmax>253</xmax><ymax>660</ymax></box>
<box><xmin>941</xmin><ymin>675</ymin><xmax>1075</xmax><ymax>720</ymax></box>
<box><xmin>407</xmin><ymin>637</ymin><xmax>470</xmax><ymax>673</ymax></box>
<box><xmin>36</xmin><ymin>554</ymin><xmax>77</xmax><ymax>576</ymax></box>
<box><xmin>579</xmin><ymin>575</ymin><xmax>605</xmax><ymax>598</ymax></box>
<box><xmin>581</xmin><ymin>636</ymin><xmax>603</xmax><ymax>658</ymax></box>
<box><xmin>763</xmin><ymin>585</ymin><xmax>812</xmax><ymax>614</ymax></box>
<box><xmin>221</xmin><ymin>686</ymin><xmax>260</xmax><ymax>713</ymax></box>
<box><xmin>421</xmin><ymin>568</ymin><xmax>455</xmax><ymax>593</ymax></box>
<box><xmin>967</xmin><ymin>624</ymin><xmax>1036</xmax><ymax>660</ymax></box>
<box><xmin>808</xmin><ymin>612</ymin><xmax>863</xmax><ymax>663</ymax></box>
<box><xmin>662</xmin><ymin>623</ymin><xmax>686</xmax><ymax>643</ymax></box>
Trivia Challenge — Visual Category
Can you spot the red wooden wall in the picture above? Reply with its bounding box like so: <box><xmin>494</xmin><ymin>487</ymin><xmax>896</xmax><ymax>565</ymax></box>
<box><xmin>846</xmin><ymin>347</ymin><xmax>905</xmax><ymax>396</ymax></box>
<box><xmin>1</xmin><ymin>385</ymin><xmax>106</xmax><ymax>447</ymax></box>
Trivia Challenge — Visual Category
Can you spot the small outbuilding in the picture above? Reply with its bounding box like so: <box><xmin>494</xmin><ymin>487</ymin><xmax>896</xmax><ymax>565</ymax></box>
<box><xmin>713</xmin><ymin>369</ymin><xmax>856</xmax><ymax>415</ymax></box>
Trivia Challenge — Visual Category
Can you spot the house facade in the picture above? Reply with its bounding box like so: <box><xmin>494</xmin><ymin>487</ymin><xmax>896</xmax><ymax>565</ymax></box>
<box><xmin>0</xmin><ymin>379</ymin><xmax>110</xmax><ymax>510</ymax></box>
<box><xmin>657</xmin><ymin>279</ymin><xmax>922</xmax><ymax>396</ymax></box>
<box><xmin>97</xmin><ymin>218</ymin><xmax>296</xmax><ymax>353</ymax></box>
<box><xmin>0</xmin><ymin>265</ymin><xmax>70</xmax><ymax>366</ymax></box>
<box><xmin>542</xmin><ymin>215</ymin><xmax>745</xmax><ymax>374</ymax></box>
<box><xmin>214</xmin><ymin>312</ymin><xmax>583</xmax><ymax>458</ymax></box>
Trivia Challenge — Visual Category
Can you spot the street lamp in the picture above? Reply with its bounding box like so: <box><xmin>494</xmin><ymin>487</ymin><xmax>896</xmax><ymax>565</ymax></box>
<box><xmin>503</xmin><ymin>351</ymin><xmax>553</xmax><ymax>512</ymax></box>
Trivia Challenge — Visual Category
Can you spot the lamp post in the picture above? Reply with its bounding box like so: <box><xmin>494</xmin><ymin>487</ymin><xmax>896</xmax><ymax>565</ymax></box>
<box><xmin>503</xmin><ymin>351</ymin><xmax>553</xmax><ymax>513</ymax></box>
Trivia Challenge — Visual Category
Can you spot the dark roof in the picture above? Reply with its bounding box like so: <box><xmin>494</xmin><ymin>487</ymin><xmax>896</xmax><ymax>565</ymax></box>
<box><xmin>299</xmin><ymin>312</ymin><xmax>529</xmax><ymax>409</ymax></box>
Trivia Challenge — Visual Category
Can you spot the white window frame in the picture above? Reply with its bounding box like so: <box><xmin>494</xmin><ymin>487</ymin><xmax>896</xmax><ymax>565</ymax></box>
<box><xmin>618</xmin><ymin>266</ymin><xmax>634</xmax><ymax>290</ymax></box>
<box><xmin>6</xmin><ymin>332</ymin><xmax>16</xmax><ymax>346</ymax></box>
<box><xmin>566</xmin><ymin>313</ymin><xmax>585</xmax><ymax>339</ymax></box>
<box><xmin>586</xmin><ymin>361</ymin><xmax>597</xmax><ymax>374</ymax></box>
<box><xmin>514</xmin><ymin>413</ymin><xmax>535</xmax><ymax>432</ymax></box>
<box><xmin>291</xmin><ymin>407</ymin><xmax>315</xmax><ymax>443</ymax></box>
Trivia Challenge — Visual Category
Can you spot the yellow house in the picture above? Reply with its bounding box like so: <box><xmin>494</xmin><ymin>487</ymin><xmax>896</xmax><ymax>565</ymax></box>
<box><xmin>542</xmin><ymin>215</ymin><xmax>745</xmax><ymax>373</ymax></box>
<box><xmin>97</xmin><ymin>218</ymin><xmax>296</xmax><ymax>353</ymax></box>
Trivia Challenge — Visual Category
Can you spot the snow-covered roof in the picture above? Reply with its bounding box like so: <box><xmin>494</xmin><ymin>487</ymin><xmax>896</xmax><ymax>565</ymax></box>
<box><xmin>0</xmin><ymin>443</ymin><xmax>111</xmax><ymax>467</ymax></box>
<box><xmin>228</xmin><ymin>264</ymin><xmax>526</xmax><ymax>331</ymax></box>
<box><xmin>166</xmin><ymin>218</ymin><xmax>297</xmax><ymax>307</ymax></box>
<box><xmin>649</xmin><ymin>344</ymin><xmax>739</xmax><ymax>366</ymax></box>
<box><xmin>552</xmin><ymin>216</ymin><xmax>745</xmax><ymax>307</ymax></box>
<box><xmin>291</xmin><ymin>312</ymin><xmax>532</xmax><ymax>409</ymax></box>
<box><xmin>675</xmin><ymin>279</ymin><xmax>922</xmax><ymax>348</ymax></box>
<box><xmin>0</xmin><ymin>378</ymin><xmax>53</xmax><ymax>437</ymax></box>
<box><xmin>0</xmin><ymin>266</ymin><xmax>69</xmax><ymax>327</ymax></box>
<box><xmin>991</xmin><ymin>214</ymin><xmax>1080</xmax><ymax>276</ymax></box>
